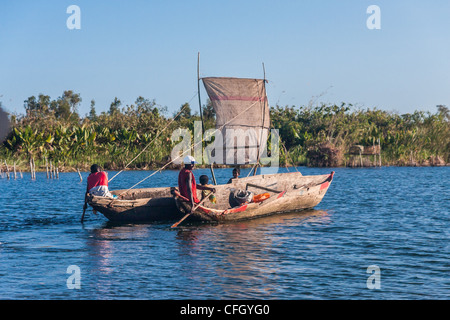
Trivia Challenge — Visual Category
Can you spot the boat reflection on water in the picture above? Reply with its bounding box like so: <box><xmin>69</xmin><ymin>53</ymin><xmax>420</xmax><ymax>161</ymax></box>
<box><xmin>173</xmin><ymin>209</ymin><xmax>331</xmax><ymax>298</ymax></box>
<box><xmin>218</xmin><ymin>209</ymin><xmax>331</xmax><ymax>228</ymax></box>
<box><xmin>85</xmin><ymin>224</ymin><xmax>153</xmax><ymax>273</ymax></box>
<box><xmin>85</xmin><ymin>209</ymin><xmax>330</xmax><ymax>298</ymax></box>
<box><xmin>175</xmin><ymin>209</ymin><xmax>330</xmax><ymax>232</ymax></box>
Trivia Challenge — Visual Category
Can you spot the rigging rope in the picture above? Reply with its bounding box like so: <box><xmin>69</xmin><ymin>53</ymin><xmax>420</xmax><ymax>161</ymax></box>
<box><xmin>108</xmin><ymin>92</ymin><xmax>198</xmax><ymax>183</ymax></box>
<box><xmin>108</xmin><ymin>97</ymin><xmax>264</xmax><ymax>203</ymax></box>
<box><xmin>246</xmin><ymin>120</ymin><xmax>300</xmax><ymax>176</ymax></box>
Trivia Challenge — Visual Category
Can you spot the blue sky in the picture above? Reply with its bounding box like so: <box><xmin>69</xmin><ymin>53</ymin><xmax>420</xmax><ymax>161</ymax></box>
<box><xmin>1</xmin><ymin>0</ymin><xmax>449</xmax><ymax>116</ymax></box>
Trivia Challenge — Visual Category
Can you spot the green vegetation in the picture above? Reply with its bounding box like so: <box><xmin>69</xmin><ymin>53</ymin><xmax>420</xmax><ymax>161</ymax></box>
<box><xmin>1</xmin><ymin>91</ymin><xmax>449</xmax><ymax>172</ymax></box>
<box><xmin>272</xmin><ymin>103</ymin><xmax>449</xmax><ymax>167</ymax></box>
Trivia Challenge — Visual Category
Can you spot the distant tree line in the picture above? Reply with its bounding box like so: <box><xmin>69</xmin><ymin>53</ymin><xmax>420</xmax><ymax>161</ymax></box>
<box><xmin>0</xmin><ymin>90</ymin><xmax>448</xmax><ymax>171</ymax></box>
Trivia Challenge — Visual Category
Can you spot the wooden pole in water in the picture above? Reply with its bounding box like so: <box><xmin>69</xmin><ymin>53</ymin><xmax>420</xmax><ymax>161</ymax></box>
<box><xmin>373</xmin><ymin>139</ymin><xmax>376</xmax><ymax>167</ymax></box>
<box><xmin>46</xmin><ymin>158</ymin><xmax>49</xmax><ymax>179</ymax></box>
<box><xmin>4</xmin><ymin>161</ymin><xmax>9</xmax><ymax>180</ymax></box>
<box><xmin>378</xmin><ymin>138</ymin><xmax>382</xmax><ymax>167</ymax></box>
<box><xmin>32</xmin><ymin>158</ymin><xmax>36</xmax><ymax>180</ymax></box>
<box><xmin>13</xmin><ymin>162</ymin><xmax>16</xmax><ymax>180</ymax></box>
<box><xmin>32</xmin><ymin>158</ymin><xmax>35</xmax><ymax>180</ymax></box>
<box><xmin>77</xmin><ymin>168</ymin><xmax>82</xmax><ymax>182</ymax></box>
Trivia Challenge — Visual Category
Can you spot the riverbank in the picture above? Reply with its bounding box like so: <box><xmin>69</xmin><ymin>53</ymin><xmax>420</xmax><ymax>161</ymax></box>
<box><xmin>1</xmin><ymin>102</ymin><xmax>449</xmax><ymax>174</ymax></box>
<box><xmin>1</xmin><ymin>158</ymin><xmax>448</xmax><ymax>176</ymax></box>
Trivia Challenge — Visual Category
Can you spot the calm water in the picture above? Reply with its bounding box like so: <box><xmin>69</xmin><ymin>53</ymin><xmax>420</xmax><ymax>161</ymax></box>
<box><xmin>0</xmin><ymin>166</ymin><xmax>448</xmax><ymax>300</ymax></box>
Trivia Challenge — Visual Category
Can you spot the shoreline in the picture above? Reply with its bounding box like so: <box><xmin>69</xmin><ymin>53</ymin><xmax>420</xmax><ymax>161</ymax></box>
<box><xmin>1</xmin><ymin>162</ymin><xmax>448</xmax><ymax>174</ymax></box>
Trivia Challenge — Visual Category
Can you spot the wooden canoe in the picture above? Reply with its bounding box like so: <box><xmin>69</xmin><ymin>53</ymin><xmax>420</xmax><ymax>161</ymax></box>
<box><xmin>87</xmin><ymin>186</ymin><xmax>182</xmax><ymax>222</ymax></box>
<box><xmin>88</xmin><ymin>171</ymin><xmax>334</xmax><ymax>223</ymax></box>
<box><xmin>174</xmin><ymin>171</ymin><xmax>335</xmax><ymax>224</ymax></box>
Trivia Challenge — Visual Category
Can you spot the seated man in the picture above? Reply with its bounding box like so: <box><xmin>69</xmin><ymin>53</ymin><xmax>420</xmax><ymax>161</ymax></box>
<box><xmin>87</xmin><ymin>164</ymin><xmax>115</xmax><ymax>198</ymax></box>
<box><xmin>178</xmin><ymin>156</ymin><xmax>215</xmax><ymax>207</ymax></box>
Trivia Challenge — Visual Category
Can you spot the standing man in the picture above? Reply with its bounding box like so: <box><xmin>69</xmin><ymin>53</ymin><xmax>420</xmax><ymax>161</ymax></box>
<box><xmin>178</xmin><ymin>156</ymin><xmax>215</xmax><ymax>208</ymax></box>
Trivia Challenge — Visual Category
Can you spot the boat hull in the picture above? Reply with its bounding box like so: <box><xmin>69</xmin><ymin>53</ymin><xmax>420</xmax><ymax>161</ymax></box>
<box><xmin>175</xmin><ymin>171</ymin><xmax>335</xmax><ymax>224</ymax></box>
<box><xmin>88</xmin><ymin>187</ymin><xmax>183</xmax><ymax>222</ymax></box>
<box><xmin>88</xmin><ymin>171</ymin><xmax>334</xmax><ymax>224</ymax></box>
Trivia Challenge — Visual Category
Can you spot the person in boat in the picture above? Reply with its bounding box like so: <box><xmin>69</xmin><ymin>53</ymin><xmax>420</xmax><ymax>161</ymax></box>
<box><xmin>199</xmin><ymin>175</ymin><xmax>217</xmax><ymax>204</ymax></box>
<box><xmin>87</xmin><ymin>164</ymin><xmax>116</xmax><ymax>198</ymax></box>
<box><xmin>227</xmin><ymin>167</ymin><xmax>240</xmax><ymax>184</ymax></box>
<box><xmin>178</xmin><ymin>156</ymin><xmax>215</xmax><ymax>207</ymax></box>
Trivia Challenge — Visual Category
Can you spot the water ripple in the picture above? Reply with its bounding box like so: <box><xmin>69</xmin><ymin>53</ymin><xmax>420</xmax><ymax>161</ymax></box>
<box><xmin>0</xmin><ymin>167</ymin><xmax>449</xmax><ymax>299</ymax></box>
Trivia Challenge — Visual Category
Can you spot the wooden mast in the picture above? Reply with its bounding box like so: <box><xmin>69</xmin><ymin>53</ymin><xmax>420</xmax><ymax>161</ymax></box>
<box><xmin>197</xmin><ymin>52</ymin><xmax>217</xmax><ymax>185</ymax></box>
<box><xmin>253</xmin><ymin>62</ymin><xmax>267</xmax><ymax>176</ymax></box>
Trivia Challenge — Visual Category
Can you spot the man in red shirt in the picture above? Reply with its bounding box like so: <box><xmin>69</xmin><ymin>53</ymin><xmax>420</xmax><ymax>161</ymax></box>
<box><xmin>87</xmin><ymin>164</ymin><xmax>115</xmax><ymax>198</ymax></box>
<box><xmin>178</xmin><ymin>156</ymin><xmax>215</xmax><ymax>208</ymax></box>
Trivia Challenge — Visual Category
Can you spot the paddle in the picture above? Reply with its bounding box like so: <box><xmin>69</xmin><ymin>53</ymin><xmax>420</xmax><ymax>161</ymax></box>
<box><xmin>81</xmin><ymin>197</ymin><xmax>87</xmax><ymax>223</ymax></box>
<box><xmin>171</xmin><ymin>191</ymin><xmax>213</xmax><ymax>228</ymax></box>
<box><xmin>81</xmin><ymin>185</ymin><xmax>88</xmax><ymax>223</ymax></box>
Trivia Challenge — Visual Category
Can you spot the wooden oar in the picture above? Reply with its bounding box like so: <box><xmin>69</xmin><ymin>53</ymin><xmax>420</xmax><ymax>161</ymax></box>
<box><xmin>81</xmin><ymin>185</ymin><xmax>89</xmax><ymax>223</ymax></box>
<box><xmin>171</xmin><ymin>191</ymin><xmax>213</xmax><ymax>228</ymax></box>
<box><xmin>81</xmin><ymin>194</ymin><xmax>88</xmax><ymax>223</ymax></box>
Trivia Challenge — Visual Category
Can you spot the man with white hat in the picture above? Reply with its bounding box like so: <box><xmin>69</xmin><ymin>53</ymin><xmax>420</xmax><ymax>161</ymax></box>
<box><xmin>178</xmin><ymin>155</ymin><xmax>215</xmax><ymax>208</ymax></box>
